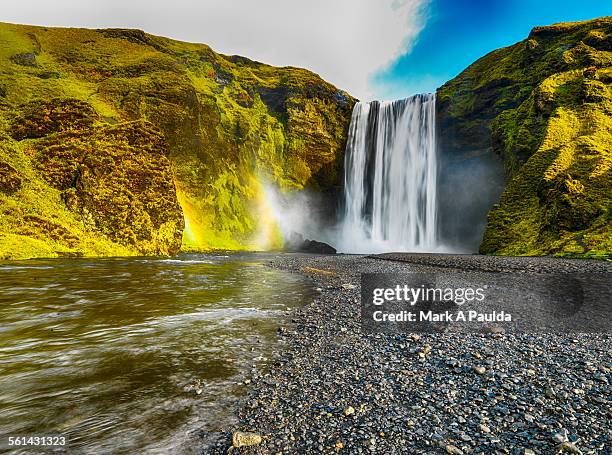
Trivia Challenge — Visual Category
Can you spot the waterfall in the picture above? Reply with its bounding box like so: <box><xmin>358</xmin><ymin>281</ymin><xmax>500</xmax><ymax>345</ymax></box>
<box><xmin>339</xmin><ymin>94</ymin><xmax>438</xmax><ymax>253</ymax></box>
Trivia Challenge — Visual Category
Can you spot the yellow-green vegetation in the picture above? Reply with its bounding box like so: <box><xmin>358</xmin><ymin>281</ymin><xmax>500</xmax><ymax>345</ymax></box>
<box><xmin>437</xmin><ymin>17</ymin><xmax>612</xmax><ymax>258</ymax></box>
<box><xmin>0</xmin><ymin>23</ymin><xmax>355</xmax><ymax>259</ymax></box>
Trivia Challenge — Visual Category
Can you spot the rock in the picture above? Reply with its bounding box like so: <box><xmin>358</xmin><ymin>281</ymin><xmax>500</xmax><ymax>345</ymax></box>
<box><xmin>473</xmin><ymin>366</ymin><xmax>486</xmax><ymax>375</ymax></box>
<box><xmin>445</xmin><ymin>444</ymin><xmax>464</xmax><ymax>454</ymax></box>
<box><xmin>11</xmin><ymin>52</ymin><xmax>37</xmax><ymax>67</ymax></box>
<box><xmin>335</xmin><ymin>441</ymin><xmax>344</xmax><ymax>449</ymax></box>
<box><xmin>284</xmin><ymin>231</ymin><xmax>337</xmax><ymax>254</ymax></box>
<box><xmin>341</xmin><ymin>283</ymin><xmax>356</xmax><ymax>290</ymax></box>
<box><xmin>478</xmin><ymin>424</ymin><xmax>491</xmax><ymax>433</ymax></box>
<box><xmin>555</xmin><ymin>442</ymin><xmax>582</xmax><ymax>454</ymax></box>
<box><xmin>344</xmin><ymin>406</ymin><xmax>356</xmax><ymax>416</ymax></box>
<box><xmin>522</xmin><ymin>449</ymin><xmax>536</xmax><ymax>455</ymax></box>
<box><xmin>182</xmin><ymin>379</ymin><xmax>204</xmax><ymax>395</ymax></box>
<box><xmin>232</xmin><ymin>431</ymin><xmax>262</xmax><ymax>448</ymax></box>
<box><xmin>419</xmin><ymin>345</ymin><xmax>432</xmax><ymax>358</ymax></box>
<box><xmin>484</xmin><ymin>325</ymin><xmax>506</xmax><ymax>335</ymax></box>
<box><xmin>552</xmin><ymin>431</ymin><xmax>567</xmax><ymax>443</ymax></box>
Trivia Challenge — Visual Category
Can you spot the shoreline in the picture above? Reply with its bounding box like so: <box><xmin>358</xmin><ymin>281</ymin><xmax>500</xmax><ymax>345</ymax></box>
<box><xmin>212</xmin><ymin>253</ymin><xmax>611</xmax><ymax>454</ymax></box>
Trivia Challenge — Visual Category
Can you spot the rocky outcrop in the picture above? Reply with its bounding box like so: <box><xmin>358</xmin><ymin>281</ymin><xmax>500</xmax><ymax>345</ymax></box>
<box><xmin>437</xmin><ymin>17</ymin><xmax>611</xmax><ymax>258</ymax></box>
<box><xmin>0</xmin><ymin>22</ymin><xmax>355</xmax><ymax>259</ymax></box>
<box><xmin>284</xmin><ymin>232</ymin><xmax>337</xmax><ymax>254</ymax></box>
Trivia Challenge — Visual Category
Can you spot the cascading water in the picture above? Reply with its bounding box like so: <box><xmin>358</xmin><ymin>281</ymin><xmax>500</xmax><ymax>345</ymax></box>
<box><xmin>339</xmin><ymin>94</ymin><xmax>438</xmax><ymax>253</ymax></box>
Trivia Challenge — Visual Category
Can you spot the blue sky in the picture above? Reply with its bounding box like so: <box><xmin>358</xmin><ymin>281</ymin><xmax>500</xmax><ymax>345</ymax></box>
<box><xmin>372</xmin><ymin>0</ymin><xmax>612</xmax><ymax>99</ymax></box>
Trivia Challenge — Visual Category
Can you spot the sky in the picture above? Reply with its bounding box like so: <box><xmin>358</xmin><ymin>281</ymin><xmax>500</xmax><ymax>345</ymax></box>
<box><xmin>3</xmin><ymin>1</ymin><xmax>611</xmax><ymax>101</ymax></box>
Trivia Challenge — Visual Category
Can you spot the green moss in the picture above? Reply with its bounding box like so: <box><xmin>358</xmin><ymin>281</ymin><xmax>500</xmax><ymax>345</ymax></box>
<box><xmin>0</xmin><ymin>22</ymin><xmax>355</xmax><ymax>259</ymax></box>
<box><xmin>438</xmin><ymin>16</ymin><xmax>612</xmax><ymax>257</ymax></box>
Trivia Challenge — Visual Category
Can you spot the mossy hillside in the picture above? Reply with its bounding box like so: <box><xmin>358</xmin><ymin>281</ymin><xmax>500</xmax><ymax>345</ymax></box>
<box><xmin>0</xmin><ymin>100</ymin><xmax>183</xmax><ymax>259</ymax></box>
<box><xmin>0</xmin><ymin>23</ymin><xmax>355</xmax><ymax>258</ymax></box>
<box><xmin>0</xmin><ymin>130</ymin><xmax>136</xmax><ymax>260</ymax></box>
<box><xmin>437</xmin><ymin>17</ymin><xmax>612</xmax><ymax>257</ymax></box>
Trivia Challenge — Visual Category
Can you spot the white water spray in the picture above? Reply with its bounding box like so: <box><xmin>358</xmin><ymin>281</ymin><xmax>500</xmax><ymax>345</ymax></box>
<box><xmin>339</xmin><ymin>94</ymin><xmax>438</xmax><ymax>253</ymax></box>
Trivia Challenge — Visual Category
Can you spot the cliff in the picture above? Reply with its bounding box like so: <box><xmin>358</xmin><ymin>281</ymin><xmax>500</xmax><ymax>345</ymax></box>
<box><xmin>437</xmin><ymin>16</ymin><xmax>611</xmax><ymax>257</ymax></box>
<box><xmin>0</xmin><ymin>23</ymin><xmax>355</xmax><ymax>259</ymax></box>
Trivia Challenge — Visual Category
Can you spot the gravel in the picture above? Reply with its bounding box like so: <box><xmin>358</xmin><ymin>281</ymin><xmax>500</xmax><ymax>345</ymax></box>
<box><xmin>209</xmin><ymin>254</ymin><xmax>611</xmax><ymax>454</ymax></box>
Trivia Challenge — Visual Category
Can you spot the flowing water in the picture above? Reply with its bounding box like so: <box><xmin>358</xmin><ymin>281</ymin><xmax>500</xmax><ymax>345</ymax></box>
<box><xmin>340</xmin><ymin>94</ymin><xmax>438</xmax><ymax>253</ymax></box>
<box><xmin>0</xmin><ymin>253</ymin><xmax>315</xmax><ymax>454</ymax></box>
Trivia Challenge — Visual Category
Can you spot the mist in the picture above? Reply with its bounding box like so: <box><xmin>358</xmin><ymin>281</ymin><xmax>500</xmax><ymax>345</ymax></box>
<box><xmin>436</xmin><ymin>151</ymin><xmax>506</xmax><ymax>253</ymax></box>
<box><xmin>261</xmin><ymin>183</ymin><xmax>338</xmax><ymax>248</ymax></box>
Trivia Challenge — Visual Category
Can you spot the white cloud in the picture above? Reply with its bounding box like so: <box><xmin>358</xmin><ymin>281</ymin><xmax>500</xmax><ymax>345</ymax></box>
<box><xmin>3</xmin><ymin>0</ymin><xmax>428</xmax><ymax>100</ymax></box>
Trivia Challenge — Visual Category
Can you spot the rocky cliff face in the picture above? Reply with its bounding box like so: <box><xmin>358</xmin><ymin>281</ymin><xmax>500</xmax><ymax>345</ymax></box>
<box><xmin>437</xmin><ymin>17</ymin><xmax>611</xmax><ymax>257</ymax></box>
<box><xmin>0</xmin><ymin>23</ymin><xmax>354</xmax><ymax>259</ymax></box>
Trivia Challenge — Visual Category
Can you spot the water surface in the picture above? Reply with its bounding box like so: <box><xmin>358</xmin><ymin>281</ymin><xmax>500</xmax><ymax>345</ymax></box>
<box><xmin>0</xmin><ymin>253</ymin><xmax>314</xmax><ymax>453</ymax></box>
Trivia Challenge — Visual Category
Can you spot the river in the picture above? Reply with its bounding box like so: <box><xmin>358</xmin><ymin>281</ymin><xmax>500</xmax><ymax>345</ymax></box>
<box><xmin>0</xmin><ymin>253</ymin><xmax>314</xmax><ymax>454</ymax></box>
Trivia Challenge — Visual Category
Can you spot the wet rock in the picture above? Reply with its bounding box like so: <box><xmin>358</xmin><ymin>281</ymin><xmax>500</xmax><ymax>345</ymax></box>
<box><xmin>182</xmin><ymin>379</ymin><xmax>204</xmax><ymax>395</ymax></box>
<box><xmin>284</xmin><ymin>231</ymin><xmax>336</xmax><ymax>254</ymax></box>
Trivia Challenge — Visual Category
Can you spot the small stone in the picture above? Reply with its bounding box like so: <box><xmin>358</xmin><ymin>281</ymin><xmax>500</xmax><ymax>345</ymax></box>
<box><xmin>478</xmin><ymin>424</ymin><xmax>491</xmax><ymax>433</ymax></box>
<box><xmin>445</xmin><ymin>445</ymin><xmax>464</xmax><ymax>455</ymax></box>
<box><xmin>419</xmin><ymin>345</ymin><xmax>432</xmax><ymax>358</ymax></box>
<box><xmin>555</xmin><ymin>442</ymin><xmax>582</xmax><ymax>454</ymax></box>
<box><xmin>344</xmin><ymin>406</ymin><xmax>356</xmax><ymax>416</ymax></box>
<box><xmin>486</xmin><ymin>325</ymin><xmax>505</xmax><ymax>335</ymax></box>
<box><xmin>342</xmin><ymin>283</ymin><xmax>356</xmax><ymax>290</ymax></box>
<box><xmin>545</xmin><ymin>387</ymin><xmax>556</xmax><ymax>399</ymax></box>
<box><xmin>473</xmin><ymin>366</ymin><xmax>486</xmax><ymax>375</ymax></box>
<box><xmin>552</xmin><ymin>433</ymin><xmax>567</xmax><ymax>443</ymax></box>
<box><xmin>335</xmin><ymin>441</ymin><xmax>344</xmax><ymax>449</ymax></box>
<box><xmin>522</xmin><ymin>449</ymin><xmax>536</xmax><ymax>455</ymax></box>
<box><xmin>232</xmin><ymin>431</ymin><xmax>262</xmax><ymax>448</ymax></box>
